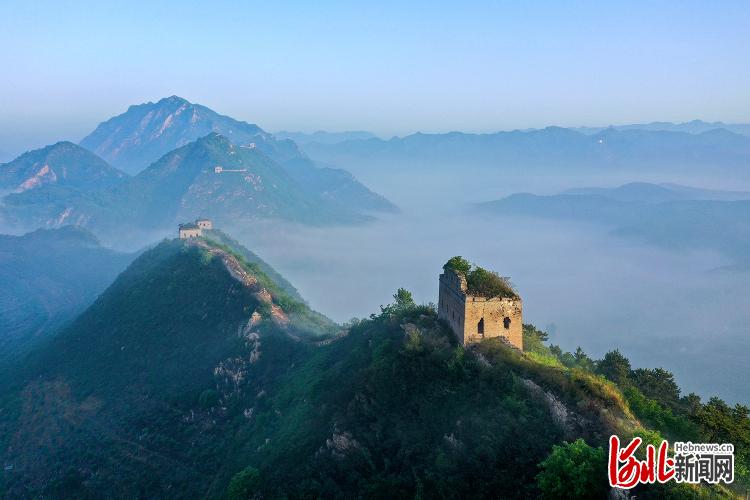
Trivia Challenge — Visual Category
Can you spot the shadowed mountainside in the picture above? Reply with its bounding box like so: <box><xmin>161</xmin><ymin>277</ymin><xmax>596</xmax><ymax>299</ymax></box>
<box><xmin>0</xmin><ymin>226</ymin><xmax>135</xmax><ymax>361</ymax></box>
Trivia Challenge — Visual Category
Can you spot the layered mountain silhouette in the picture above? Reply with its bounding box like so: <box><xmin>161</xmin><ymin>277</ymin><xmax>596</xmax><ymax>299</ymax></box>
<box><xmin>0</xmin><ymin>141</ymin><xmax>125</xmax><ymax>193</ymax></box>
<box><xmin>476</xmin><ymin>182</ymin><xmax>750</xmax><ymax>261</ymax></box>
<box><xmin>274</xmin><ymin>130</ymin><xmax>378</xmax><ymax>145</ymax></box>
<box><xmin>1</xmin><ymin>133</ymin><xmax>395</xmax><ymax>238</ymax></box>
<box><xmin>0</xmin><ymin>226</ymin><xmax>135</xmax><ymax>361</ymax></box>
<box><xmin>116</xmin><ymin>133</ymin><xmax>384</xmax><ymax>226</ymax></box>
<box><xmin>563</xmin><ymin>182</ymin><xmax>750</xmax><ymax>203</ymax></box>
<box><xmin>572</xmin><ymin>119</ymin><xmax>750</xmax><ymax>136</ymax></box>
<box><xmin>80</xmin><ymin>96</ymin><xmax>302</xmax><ymax>174</ymax></box>
<box><xmin>303</xmin><ymin>127</ymin><xmax>750</xmax><ymax>179</ymax></box>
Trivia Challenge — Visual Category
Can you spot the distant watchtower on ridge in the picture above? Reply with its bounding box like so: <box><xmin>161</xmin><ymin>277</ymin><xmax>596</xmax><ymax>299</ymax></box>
<box><xmin>437</xmin><ymin>257</ymin><xmax>523</xmax><ymax>350</ymax></box>
<box><xmin>178</xmin><ymin>218</ymin><xmax>213</xmax><ymax>239</ymax></box>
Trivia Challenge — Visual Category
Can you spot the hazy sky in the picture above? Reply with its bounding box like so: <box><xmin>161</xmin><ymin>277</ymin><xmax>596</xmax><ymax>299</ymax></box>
<box><xmin>1</xmin><ymin>0</ymin><xmax>749</xmax><ymax>151</ymax></box>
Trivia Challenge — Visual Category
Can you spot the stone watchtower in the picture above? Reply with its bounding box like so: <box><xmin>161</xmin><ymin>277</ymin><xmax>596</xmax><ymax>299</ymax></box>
<box><xmin>438</xmin><ymin>267</ymin><xmax>523</xmax><ymax>350</ymax></box>
<box><xmin>178</xmin><ymin>218</ymin><xmax>213</xmax><ymax>239</ymax></box>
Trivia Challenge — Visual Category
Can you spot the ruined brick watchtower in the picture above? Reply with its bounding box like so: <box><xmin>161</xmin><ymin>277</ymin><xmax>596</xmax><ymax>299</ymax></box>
<box><xmin>178</xmin><ymin>218</ymin><xmax>213</xmax><ymax>239</ymax></box>
<box><xmin>438</xmin><ymin>262</ymin><xmax>523</xmax><ymax>350</ymax></box>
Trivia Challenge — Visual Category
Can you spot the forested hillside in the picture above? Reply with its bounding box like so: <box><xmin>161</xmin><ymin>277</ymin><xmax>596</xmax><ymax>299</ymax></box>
<box><xmin>0</xmin><ymin>235</ymin><xmax>746</xmax><ymax>498</ymax></box>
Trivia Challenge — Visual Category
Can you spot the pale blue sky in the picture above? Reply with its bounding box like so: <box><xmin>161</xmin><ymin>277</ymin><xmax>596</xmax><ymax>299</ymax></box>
<box><xmin>1</xmin><ymin>1</ymin><xmax>749</xmax><ymax>153</ymax></box>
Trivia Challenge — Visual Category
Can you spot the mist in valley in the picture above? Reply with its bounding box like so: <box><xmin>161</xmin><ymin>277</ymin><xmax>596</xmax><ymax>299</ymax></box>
<box><xmin>222</xmin><ymin>167</ymin><xmax>750</xmax><ymax>405</ymax></box>
<box><xmin>3</xmin><ymin>154</ymin><xmax>745</xmax><ymax>405</ymax></box>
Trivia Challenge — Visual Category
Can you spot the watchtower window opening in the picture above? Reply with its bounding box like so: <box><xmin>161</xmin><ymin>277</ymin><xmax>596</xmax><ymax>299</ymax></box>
<box><xmin>503</xmin><ymin>317</ymin><xmax>511</xmax><ymax>329</ymax></box>
<box><xmin>477</xmin><ymin>318</ymin><xmax>484</xmax><ymax>337</ymax></box>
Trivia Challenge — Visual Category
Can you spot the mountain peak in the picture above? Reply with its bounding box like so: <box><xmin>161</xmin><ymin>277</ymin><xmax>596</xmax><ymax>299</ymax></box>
<box><xmin>48</xmin><ymin>140</ymin><xmax>79</xmax><ymax>150</ymax></box>
<box><xmin>199</xmin><ymin>131</ymin><xmax>228</xmax><ymax>142</ymax></box>
<box><xmin>23</xmin><ymin>225</ymin><xmax>102</xmax><ymax>247</ymax></box>
<box><xmin>80</xmin><ymin>98</ymin><xmax>301</xmax><ymax>174</ymax></box>
<box><xmin>158</xmin><ymin>95</ymin><xmax>190</xmax><ymax>106</ymax></box>
<box><xmin>0</xmin><ymin>141</ymin><xmax>125</xmax><ymax>192</ymax></box>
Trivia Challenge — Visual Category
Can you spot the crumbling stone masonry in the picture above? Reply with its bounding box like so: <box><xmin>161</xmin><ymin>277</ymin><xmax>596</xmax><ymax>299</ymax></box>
<box><xmin>437</xmin><ymin>269</ymin><xmax>523</xmax><ymax>350</ymax></box>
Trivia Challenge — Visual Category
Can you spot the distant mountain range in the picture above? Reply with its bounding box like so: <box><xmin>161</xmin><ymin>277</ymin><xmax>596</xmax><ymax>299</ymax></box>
<box><xmin>0</xmin><ymin>134</ymin><xmax>395</xmax><ymax>240</ymax></box>
<box><xmin>571</xmin><ymin>119</ymin><xmax>750</xmax><ymax>136</ymax></box>
<box><xmin>274</xmin><ymin>130</ymin><xmax>378</xmax><ymax>145</ymax></box>
<box><xmin>476</xmin><ymin>182</ymin><xmax>750</xmax><ymax>261</ymax></box>
<box><xmin>3</xmin><ymin>117</ymin><xmax>749</xmax><ymax>169</ymax></box>
<box><xmin>0</xmin><ymin>226</ymin><xmax>135</xmax><ymax>360</ymax></box>
<box><xmin>80</xmin><ymin>96</ymin><xmax>302</xmax><ymax>175</ymax></box>
<box><xmin>302</xmin><ymin>126</ymin><xmax>750</xmax><ymax>181</ymax></box>
<box><xmin>563</xmin><ymin>182</ymin><xmax>750</xmax><ymax>203</ymax></box>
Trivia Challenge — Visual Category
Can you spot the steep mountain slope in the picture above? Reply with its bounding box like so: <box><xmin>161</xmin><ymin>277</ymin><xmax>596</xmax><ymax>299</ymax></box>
<box><xmin>0</xmin><ymin>234</ymin><xmax>335</xmax><ymax>497</ymax></box>
<box><xmin>120</xmin><ymin>133</ymin><xmax>386</xmax><ymax>226</ymax></box>
<box><xmin>281</xmin><ymin>157</ymin><xmax>396</xmax><ymax>214</ymax></box>
<box><xmin>0</xmin><ymin>141</ymin><xmax>125</xmax><ymax>192</ymax></box>
<box><xmin>80</xmin><ymin>96</ymin><xmax>302</xmax><ymax>174</ymax></box>
<box><xmin>0</xmin><ymin>226</ymin><xmax>135</xmax><ymax>361</ymax></box>
<box><xmin>0</xmin><ymin>236</ymin><xmax>744</xmax><ymax>498</ymax></box>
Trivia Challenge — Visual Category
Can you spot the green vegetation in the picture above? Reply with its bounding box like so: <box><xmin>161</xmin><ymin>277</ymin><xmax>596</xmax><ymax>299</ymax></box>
<box><xmin>443</xmin><ymin>255</ymin><xmax>472</xmax><ymax>275</ymax></box>
<box><xmin>443</xmin><ymin>256</ymin><xmax>518</xmax><ymax>298</ymax></box>
<box><xmin>227</xmin><ymin>467</ymin><xmax>261</xmax><ymax>500</ymax></box>
<box><xmin>466</xmin><ymin>266</ymin><xmax>518</xmax><ymax>298</ymax></box>
<box><xmin>0</xmin><ymin>237</ymin><xmax>746</xmax><ymax>498</ymax></box>
<box><xmin>523</xmin><ymin>324</ymin><xmax>750</xmax><ymax>494</ymax></box>
<box><xmin>246</xmin><ymin>299</ymin><xmax>562</xmax><ymax>498</ymax></box>
<box><xmin>597</xmin><ymin>349</ymin><xmax>632</xmax><ymax>386</ymax></box>
<box><xmin>536</xmin><ymin>439</ymin><xmax>608</xmax><ymax>499</ymax></box>
<box><xmin>0</xmin><ymin>236</ymin><xmax>338</xmax><ymax>497</ymax></box>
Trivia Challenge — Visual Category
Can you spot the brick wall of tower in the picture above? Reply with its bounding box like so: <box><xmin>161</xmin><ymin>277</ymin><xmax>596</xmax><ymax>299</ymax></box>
<box><xmin>438</xmin><ymin>271</ymin><xmax>468</xmax><ymax>343</ymax></box>
<box><xmin>462</xmin><ymin>296</ymin><xmax>523</xmax><ymax>349</ymax></box>
<box><xmin>438</xmin><ymin>269</ymin><xmax>523</xmax><ymax>350</ymax></box>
